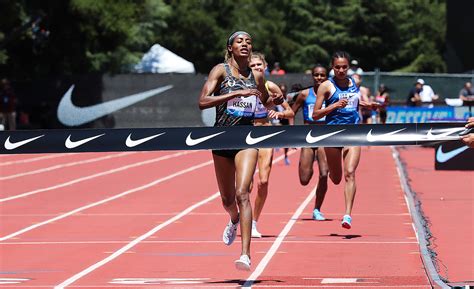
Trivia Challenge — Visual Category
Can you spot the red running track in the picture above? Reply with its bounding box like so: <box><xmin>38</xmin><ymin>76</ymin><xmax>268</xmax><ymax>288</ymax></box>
<box><xmin>398</xmin><ymin>146</ymin><xmax>474</xmax><ymax>287</ymax></box>
<box><xmin>0</xmin><ymin>147</ymin><xmax>435</xmax><ymax>288</ymax></box>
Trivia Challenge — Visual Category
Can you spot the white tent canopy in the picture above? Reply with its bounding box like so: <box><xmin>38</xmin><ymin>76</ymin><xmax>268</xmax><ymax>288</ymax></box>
<box><xmin>134</xmin><ymin>44</ymin><xmax>195</xmax><ymax>74</ymax></box>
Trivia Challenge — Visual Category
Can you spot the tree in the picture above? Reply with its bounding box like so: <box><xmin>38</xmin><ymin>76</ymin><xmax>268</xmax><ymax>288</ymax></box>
<box><xmin>0</xmin><ymin>0</ymin><xmax>171</xmax><ymax>79</ymax></box>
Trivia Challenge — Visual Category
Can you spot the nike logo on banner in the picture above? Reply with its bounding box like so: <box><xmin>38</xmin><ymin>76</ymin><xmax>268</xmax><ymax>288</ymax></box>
<box><xmin>306</xmin><ymin>129</ymin><xmax>345</xmax><ymax>144</ymax></box>
<box><xmin>436</xmin><ymin>145</ymin><xmax>469</xmax><ymax>163</ymax></box>
<box><xmin>367</xmin><ymin>129</ymin><xmax>407</xmax><ymax>142</ymax></box>
<box><xmin>4</xmin><ymin>135</ymin><xmax>44</xmax><ymax>150</ymax></box>
<box><xmin>125</xmin><ymin>133</ymin><xmax>165</xmax><ymax>148</ymax></box>
<box><xmin>57</xmin><ymin>85</ymin><xmax>173</xmax><ymax>126</ymax></box>
<box><xmin>426</xmin><ymin>127</ymin><xmax>465</xmax><ymax>139</ymax></box>
<box><xmin>185</xmin><ymin>131</ymin><xmax>225</xmax><ymax>146</ymax></box>
<box><xmin>246</xmin><ymin>131</ymin><xmax>285</xmax><ymax>145</ymax></box>
<box><xmin>65</xmin><ymin>134</ymin><xmax>105</xmax><ymax>149</ymax></box>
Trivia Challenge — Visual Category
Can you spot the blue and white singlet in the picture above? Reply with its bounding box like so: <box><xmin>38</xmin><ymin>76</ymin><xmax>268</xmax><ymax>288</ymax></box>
<box><xmin>324</xmin><ymin>76</ymin><xmax>360</xmax><ymax>124</ymax></box>
<box><xmin>303</xmin><ymin>87</ymin><xmax>325</xmax><ymax>123</ymax></box>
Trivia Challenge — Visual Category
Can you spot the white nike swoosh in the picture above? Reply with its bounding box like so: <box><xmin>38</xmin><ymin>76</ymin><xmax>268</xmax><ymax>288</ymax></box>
<box><xmin>57</xmin><ymin>85</ymin><xmax>173</xmax><ymax>126</ymax></box>
<box><xmin>125</xmin><ymin>133</ymin><xmax>165</xmax><ymax>148</ymax></box>
<box><xmin>366</xmin><ymin>128</ymin><xmax>407</xmax><ymax>142</ymax></box>
<box><xmin>426</xmin><ymin>127</ymin><xmax>465</xmax><ymax>140</ymax></box>
<box><xmin>4</xmin><ymin>135</ymin><xmax>44</xmax><ymax>150</ymax></box>
<box><xmin>65</xmin><ymin>134</ymin><xmax>105</xmax><ymax>149</ymax></box>
<box><xmin>436</xmin><ymin>145</ymin><xmax>469</xmax><ymax>163</ymax></box>
<box><xmin>245</xmin><ymin>131</ymin><xmax>285</xmax><ymax>145</ymax></box>
<box><xmin>306</xmin><ymin>129</ymin><xmax>345</xmax><ymax>144</ymax></box>
<box><xmin>185</xmin><ymin>131</ymin><xmax>225</xmax><ymax>146</ymax></box>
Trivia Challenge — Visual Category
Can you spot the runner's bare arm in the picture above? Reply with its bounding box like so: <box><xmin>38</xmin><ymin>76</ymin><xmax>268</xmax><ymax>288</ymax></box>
<box><xmin>198</xmin><ymin>64</ymin><xmax>261</xmax><ymax>110</ymax></box>
<box><xmin>291</xmin><ymin>89</ymin><xmax>308</xmax><ymax>114</ymax></box>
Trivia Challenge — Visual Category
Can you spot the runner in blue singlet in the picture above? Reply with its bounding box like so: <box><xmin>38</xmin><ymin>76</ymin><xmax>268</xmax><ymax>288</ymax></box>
<box><xmin>198</xmin><ymin>31</ymin><xmax>283</xmax><ymax>271</ymax></box>
<box><xmin>312</xmin><ymin>51</ymin><xmax>378</xmax><ymax>230</ymax></box>
<box><xmin>292</xmin><ymin>64</ymin><xmax>329</xmax><ymax>221</ymax></box>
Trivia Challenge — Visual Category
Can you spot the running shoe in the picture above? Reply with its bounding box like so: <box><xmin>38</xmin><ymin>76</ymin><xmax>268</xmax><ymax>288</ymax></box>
<box><xmin>251</xmin><ymin>220</ymin><xmax>262</xmax><ymax>238</ymax></box>
<box><xmin>223</xmin><ymin>217</ymin><xmax>239</xmax><ymax>245</ymax></box>
<box><xmin>341</xmin><ymin>214</ymin><xmax>352</xmax><ymax>229</ymax></box>
<box><xmin>312</xmin><ymin>209</ymin><xmax>326</xmax><ymax>221</ymax></box>
<box><xmin>235</xmin><ymin>255</ymin><xmax>251</xmax><ymax>271</ymax></box>
<box><xmin>284</xmin><ymin>157</ymin><xmax>290</xmax><ymax>165</ymax></box>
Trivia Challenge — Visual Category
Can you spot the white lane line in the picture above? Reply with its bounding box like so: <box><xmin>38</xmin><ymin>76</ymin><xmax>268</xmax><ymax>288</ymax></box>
<box><xmin>0</xmin><ymin>159</ymin><xmax>212</xmax><ymax>241</ymax></box>
<box><xmin>0</xmin><ymin>154</ymin><xmax>74</xmax><ymax>166</ymax></box>
<box><xmin>51</xmin><ymin>149</ymin><xmax>295</xmax><ymax>288</ymax></box>
<box><xmin>0</xmin><ymin>151</ymin><xmax>194</xmax><ymax>203</ymax></box>
<box><xmin>242</xmin><ymin>186</ymin><xmax>316</xmax><ymax>288</ymax></box>
<box><xmin>0</xmin><ymin>152</ymin><xmax>134</xmax><ymax>180</ymax></box>
<box><xmin>54</xmin><ymin>191</ymin><xmax>220</xmax><ymax>289</ymax></box>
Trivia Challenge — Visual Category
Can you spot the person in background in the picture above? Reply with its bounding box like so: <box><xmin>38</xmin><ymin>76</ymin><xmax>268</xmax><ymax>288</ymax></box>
<box><xmin>375</xmin><ymin>84</ymin><xmax>390</xmax><ymax>124</ymax></box>
<box><xmin>291</xmin><ymin>64</ymin><xmax>329</xmax><ymax>221</ymax></box>
<box><xmin>418</xmin><ymin>78</ymin><xmax>439</xmax><ymax>108</ymax></box>
<box><xmin>0</xmin><ymin>78</ymin><xmax>17</xmax><ymax>130</ymax></box>
<box><xmin>352</xmin><ymin>73</ymin><xmax>372</xmax><ymax>124</ymax></box>
<box><xmin>312</xmin><ymin>51</ymin><xmax>379</xmax><ymax>229</ymax></box>
<box><xmin>406</xmin><ymin>80</ymin><xmax>423</xmax><ymax>107</ymax></box>
<box><xmin>271</xmin><ymin>62</ymin><xmax>286</xmax><ymax>75</ymax></box>
<box><xmin>459</xmin><ymin>81</ymin><xmax>474</xmax><ymax>101</ymax></box>
<box><xmin>274</xmin><ymin>83</ymin><xmax>294</xmax><ymax>165</ymax></box>
<box><xmin>249</xmin><ymin>52</ymin><xmax>294</xmax><ymax>238</ymax></box>
<box><xmin>461</xmin><ymin>117</ymin><xmax>474</xmax><ymax>148</ymax></box>
<box><xmin>348</xmin><ymin>59</ymin><xmax>364</xmax><ymax>76</ymax></box>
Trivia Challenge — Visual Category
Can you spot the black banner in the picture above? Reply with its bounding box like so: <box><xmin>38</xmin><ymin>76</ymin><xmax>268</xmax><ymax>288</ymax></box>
<box><xmin>435</xmin><ymin>141</ymin><xmax>474</xmax><ymax>170</ymax></box>
<box><xmin>0</xmin><ymin>123</ymin><xmax>467</xmax><ymax>155</ymax></box>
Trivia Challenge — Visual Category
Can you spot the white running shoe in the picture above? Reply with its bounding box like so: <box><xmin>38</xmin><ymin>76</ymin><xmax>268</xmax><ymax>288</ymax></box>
<box><xmin>251</xmin><ymin>220</ymin><xmax>262</xmax><ymax>238</ymax></box>
<box><xmin>223</xmin><ymin>218</ymin><xmax>239</xmax><ymax>245</ymax></box>
<box><xmin>235</xmin><ymin>255</ymin><xmax>251</xmax><ymax>271</ymax></box>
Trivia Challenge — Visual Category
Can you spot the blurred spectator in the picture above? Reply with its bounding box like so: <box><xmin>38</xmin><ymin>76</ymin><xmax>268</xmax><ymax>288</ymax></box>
<box><xmin>406</xmin><ymin>79</ymin><xmax>423</xmax><ymax>107</ymax></box>
<box><xmin>352</xmin><ymin>73</ymin><xmax>373</xmax><ymax>123</ymax></box>
<box><xmin>418</xmin><ymin>78</ymin><xmax>439</xmax><ymax>108</ymax></box>
<box><xmin>459</xmin><ymin>81</ymin><xmax>474</xmax><ymax>101</ymax></box>
<box><xmin>0</xmin><ymin>78</ymin><xmax>17</xmax><ymax>130</ymax></box>
<box><xmin>271</xmin><ymin>62</ymin><xmax>286</xmax><ymax>75</ymax></box>
<box><xmin>348</xmin><ymin>59</ymin><xmax>364</xmax><ymax>76</ymax></box>
<box><xmin>375</xmin><ymin>84</ymin><xmax>390</xmax><ymax>124</ymax></box>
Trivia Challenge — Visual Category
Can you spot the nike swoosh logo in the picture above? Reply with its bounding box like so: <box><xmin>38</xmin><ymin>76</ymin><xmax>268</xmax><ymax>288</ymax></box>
<box><xmin>426</xmin><ymin>127</ymin><xmax>465</xmax><ymax>140</ymax></box>
<box><xmin>125</xmin><ymin>133</ymin><xmax>165</xmax><ymax>148</ymax></box>
<box><xmin>246</xmin><ymin>131</ymin><xmax>285</xmax><ymax>145</ymax></box>
<box><xmin>57</xmin><ymin>85</ymin><xmax>173</xmax><ymax>126</ymax></box>
<box><xmin>65</xmin><ymin>134</ymin><xmax>105</xmax><ymax>149</ymax></box>
<box><xmin>185</xmin><ymin>131</ymin><xmax>225</xmax><ymax>146</ymax></box>
<box><xmin>367</xmin><ymin>128</ymin><xmax>407</xmax><ymax>142</ymax></box>
<box><xmin>4</xmin><ymin>135</ymin><xmax>44</xmax><ymax>150</ymax></box>
<box><xmin>306</xmin><ymin>129</ymin><xmax>345</xmax><ymax>144</ymax></box>
<box><xmin>436</xmin><ymin>145</ymin><xmax>469</xmax><ymax>163</ymax></box>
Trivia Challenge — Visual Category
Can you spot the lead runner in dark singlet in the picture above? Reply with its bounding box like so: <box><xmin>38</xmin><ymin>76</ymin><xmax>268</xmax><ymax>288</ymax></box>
<box><xmin>198</xmin><ymin>31</ymin><xmax>283</xmax><ymax>271</ymax></box>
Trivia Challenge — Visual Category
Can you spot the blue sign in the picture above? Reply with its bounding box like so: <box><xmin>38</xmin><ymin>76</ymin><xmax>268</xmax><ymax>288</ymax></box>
<box><xmin>386</xmin><ymin>106</ymin><xmax>455</xmax><ymax>123</ymax></box>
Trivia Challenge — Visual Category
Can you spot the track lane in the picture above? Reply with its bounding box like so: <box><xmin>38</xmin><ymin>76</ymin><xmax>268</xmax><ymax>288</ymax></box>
<box><xmin>1</xmin><ymin>151</ymin><xmax>219</xmax><ymax>287</ymax></box>
<box><xmin>0</xmin><ymin>151</ymin><xmax>204</xmax><ymax>237</ymax></box>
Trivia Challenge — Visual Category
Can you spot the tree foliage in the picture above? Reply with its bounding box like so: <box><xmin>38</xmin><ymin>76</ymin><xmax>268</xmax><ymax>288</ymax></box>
<box><xmin>0</xmin><ymin>0</ymin><xmax>446</xmax><ymax>79</ymax></box>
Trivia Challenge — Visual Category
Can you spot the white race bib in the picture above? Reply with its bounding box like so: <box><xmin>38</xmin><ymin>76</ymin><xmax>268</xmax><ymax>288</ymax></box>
<box><xmin>226</xmin><ymin>95</ymin><xmax>257</xmax><ymax>117</ymax></box>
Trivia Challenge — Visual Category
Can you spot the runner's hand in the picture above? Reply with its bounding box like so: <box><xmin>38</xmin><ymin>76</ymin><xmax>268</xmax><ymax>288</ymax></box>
<box><xmin>240</xmin><ymin>89</ymin><xmax>261</xmax><ymax>98</ymax></box>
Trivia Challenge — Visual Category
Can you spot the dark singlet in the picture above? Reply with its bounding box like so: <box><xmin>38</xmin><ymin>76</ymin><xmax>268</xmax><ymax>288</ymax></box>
<box><xmin>214</xmin><ymin>63</ymin><xmax>258</xmax><ymax>127</ymax></box>
<box><xmin>213</xmin><ymin>63</ymin><xmax>258</xmax><ymax>158</ymax></box>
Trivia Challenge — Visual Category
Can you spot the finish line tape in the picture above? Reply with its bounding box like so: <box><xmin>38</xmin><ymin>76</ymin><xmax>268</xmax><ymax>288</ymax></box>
<box><xmin>0</xmin><ymin>123</ymin><xmax>466</xmax><ymax>155</ymax></box>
